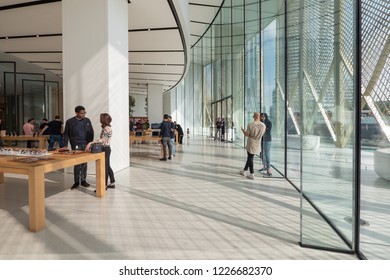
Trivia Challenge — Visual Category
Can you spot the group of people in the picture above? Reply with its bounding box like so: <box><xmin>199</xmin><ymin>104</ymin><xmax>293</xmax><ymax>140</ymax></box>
<box><xmin>22</xmin><ymin>106</ymin><xmax>116</xmax><ymax>191</ymax></box>
<box><xmin>240</xmin><ymin>112</ymin><xmax>272</xmax><ymax>180</ymax></box>
<box><xmin>159</xmin><ymin>114</ymin><xmax>184</xmax><ymax>161</ymax></box>
<box><xmin>61</xmin><ymin>105</ymin><xmax>116</xmax><ymax>191</ymax></box>
<box><xmin>130</xmin><ymin>118</ymin><xmax>149</xmax><ymax>131</ymax></box>
<box><xmin>22</xmin><ymin>116</ymin><xmax>64</xmax><ymax>150</ymax></box>
<box><xmin>214</xmin><ymin>117</ymin><xmax>226</xmax><ymax>141</ymax></box>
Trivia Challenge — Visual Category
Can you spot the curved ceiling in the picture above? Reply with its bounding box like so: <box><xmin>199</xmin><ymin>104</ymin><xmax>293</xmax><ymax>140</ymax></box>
<box><xmin>0</xmin><ymin>0</ymin><xmax>224</xmax><ymax>95</ymax></box>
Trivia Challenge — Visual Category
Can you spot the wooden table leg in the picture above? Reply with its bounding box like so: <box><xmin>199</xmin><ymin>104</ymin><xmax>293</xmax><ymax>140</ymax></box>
<box><xmin>38</xmin><ymin>139</ymin><xmax>44</xmax><ymax>149</ymax></box>
<box><xmin>28</xmin><ymin>167</ymin><xmax>45</xmax><ymax>232</ymax></box>
<box><xmin>95</xmin><ymin>156</ymin><xmax>106</xmax><ymax>198</ymax></box>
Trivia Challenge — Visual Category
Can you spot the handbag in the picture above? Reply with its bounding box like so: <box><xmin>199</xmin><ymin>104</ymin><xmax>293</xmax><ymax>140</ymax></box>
<box><xmin>90</xmin><ymin>143</ymin><xmax>103</xmax><ymax>153</ymax></box>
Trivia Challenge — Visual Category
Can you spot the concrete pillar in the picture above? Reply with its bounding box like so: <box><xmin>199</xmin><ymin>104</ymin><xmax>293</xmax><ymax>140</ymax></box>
<box><xmin>62</xmin><ymin>0</ymin><xmax>129</xmax><ymax>172</ymax></box>
<box><xmin>147</xmin><ymin>84</ymin><xmax>163</xmax><ymax>124</ymax></box>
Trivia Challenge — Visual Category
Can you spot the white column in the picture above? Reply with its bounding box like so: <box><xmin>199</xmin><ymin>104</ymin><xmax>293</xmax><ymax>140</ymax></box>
<box><xmin>62</xmin><ymin>0</ymin><xmax>129</xmax><ymax>172</ymax></box>
<box><xmin>147</xmin><ymin>84</ymin><xmax>163</xmax><ymax>124</ymax></box>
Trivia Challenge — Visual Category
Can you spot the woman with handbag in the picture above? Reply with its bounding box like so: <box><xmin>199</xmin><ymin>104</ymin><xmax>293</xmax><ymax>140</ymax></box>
<box><xmin>86</xmin><ymin>113</ymin><xmax>115</xmax><ymax>190</ymax></box>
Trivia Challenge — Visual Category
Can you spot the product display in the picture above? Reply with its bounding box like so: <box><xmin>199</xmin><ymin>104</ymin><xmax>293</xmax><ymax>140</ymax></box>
<box><xmin>0</xmin><ymin>147</ymin><xmax>49</xmax><ymax>156</ymax></box>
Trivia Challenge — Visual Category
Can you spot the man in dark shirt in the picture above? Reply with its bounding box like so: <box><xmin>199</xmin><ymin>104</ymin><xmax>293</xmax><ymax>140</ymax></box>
<box><xmin>62</xmin><ymin>105</ymin><xmax>94</xmax><ymax>189</ymax></box>
<box><xmin>176</xmin><ymin>123</ymin><xmax>184</xmax><ymax>144</ymax></box>
<box><xmin>47</xmin><ymin>115</ymin><xmax>64</xmax><ymax>151</ymax></box>
<box><xmin>39</xmin><ymin>118</ymin><xmax>50</xmax><ymax>146</ymax></box>
<box><xmin>39</xmin><ymin>118</ymin><xmax>50</xmax><ymax>136</ymax></box>
<box><xmin>159</xmin><ymin>114</ymin><xmax>172</xmax><ymax>161</ymax></box>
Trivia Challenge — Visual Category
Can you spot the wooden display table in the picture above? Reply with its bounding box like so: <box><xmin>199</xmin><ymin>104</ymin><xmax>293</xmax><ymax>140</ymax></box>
<box><xmin>0</xmin><ymin>151</ymin><xmax>105</xmax><ymax>232</ymax></box>
<box><xmin>129</xmin><ymin>134</ymin><xmax>161</xmax><ymax>145</ymax></box>
<box><xmin>0</xmin><ymin>135</ymin><xmax>49</xmax><ymax>149</ymax></box>
<box><xmin>129</xmin><ymin>131</ymin><xmax>178</xmax><ymax>145</ymax></box>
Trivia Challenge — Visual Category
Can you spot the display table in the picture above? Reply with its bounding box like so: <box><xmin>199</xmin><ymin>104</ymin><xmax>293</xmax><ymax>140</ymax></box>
<box><xmin>129</xmin><ymin>131</ymin><xmax>178</xmax><ymax>145</ymax></box>
<box><xmin>0</xmin><ymin>135</ymin><xmax>49</xmax><ymax>149</ymax></box>
<box><xmin>129</xmin><ymin>134</ymin><xmax>161</xmax><ymax>145</ymax></box>
<box><xmin>0</xmin><ymin>151</ymin><xmax>105</xmax><ymax>232</ymax></box>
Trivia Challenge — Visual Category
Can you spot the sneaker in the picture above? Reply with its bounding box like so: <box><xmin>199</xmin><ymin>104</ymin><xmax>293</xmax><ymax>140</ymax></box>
<box><xmin>71</xmin><ymin>183</ymin><xmax>79</xmax><ymax>190</ymax></box>
<box><xmin>107</xmin><ymin>183</ymin><xmax>115</xmax><ymax>189</ymax></box>
<box><xmin>160</xmin><ymin>158</ymin><xmax>167</xmax><ymax>161</ymax></box>
<box><xmin>81</xmin><ymin>181</ymin><xmax>90</xmax><ymax>187</ymax></box>
<box><xmin>258</xmin><ymin>168</ymin><xmax>265</xmax><ymax>172</ymax></box>
<box><xmin>247</xmin><ymin>173</ymin><xmax>255</xmax><ymax>180</ymax></box>
<box><xmin>168</xmin><ymin>156</ymin><xmax>172</xmax><ymax>160</ymax></box>
<box><xmin>239</xmin><ymin>169</ymin><xmax>247</xmax><ymax>176</ymax></box>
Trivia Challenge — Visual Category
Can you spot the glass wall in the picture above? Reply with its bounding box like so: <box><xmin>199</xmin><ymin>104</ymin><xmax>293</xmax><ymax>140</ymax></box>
<box><xmin>295</xmin><ymin>0</ymin><xmax>356</xmax><ymax>251</ymax></box>
<box><xmin>261</xmin><ymin>0</ymin><xmax>286</xmax><ymax>176</ymax></box>
<box><xmin>174</xmin><ymin>0</ymin><xmax>389</xmax><ymax>259</ymax></box>
<box><xmin>1</xmin><ymin>59</ymin><xmax>62</xmax><ymax>135</ymax></box>
<box><xmin>360</xmin><ymin>0</ymin><xmax>390</xmax><ymax>259</ymax></box>
<box><xmin>231</xmin><ymin>0</ymin><xmax>245</xmax><ymax>147</ymax></box>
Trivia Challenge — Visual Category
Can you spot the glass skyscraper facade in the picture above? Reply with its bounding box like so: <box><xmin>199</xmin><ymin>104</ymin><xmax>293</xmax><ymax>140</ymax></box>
<box><xmin>169</xmin><ymin>0</ymin><xmax>389</xmax><ymax>259</ymax></box>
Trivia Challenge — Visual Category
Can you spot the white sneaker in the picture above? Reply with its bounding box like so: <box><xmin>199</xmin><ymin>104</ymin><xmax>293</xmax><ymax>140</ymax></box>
<box><xmin>246</xmin><ymin>173</ymin><xmax>255</xmax><ymax>180</ymax></box>
<box><xmin>239</xmin><ymin>169</ymin><xmax>247</xmax><ymax>176</ymax></box>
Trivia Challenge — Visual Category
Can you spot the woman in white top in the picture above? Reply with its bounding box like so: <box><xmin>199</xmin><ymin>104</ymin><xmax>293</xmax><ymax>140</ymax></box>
<box><xmin>87</xmin><ymin>113</ymin><xmax>115</xmax><ymax>189</ymax></box>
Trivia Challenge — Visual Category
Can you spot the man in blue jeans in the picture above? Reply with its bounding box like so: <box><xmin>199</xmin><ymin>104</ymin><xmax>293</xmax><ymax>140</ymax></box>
<box><xmin>168</xmin><ymin>116</ymin><xmax>175</xmax><ymax>158</ymax></box>
<box><xmin>159</xmin><ymin>114</ymin><xmax>172</xmax><ymax>161</ymax></box>
<box><xmin>259</xmin><ymin>112</ymin><xmax>272</xmax><ymax>176</ymax></box>
<box><xmin>47</xmin><ymin>115</ymin><xmax>64</xmax><ymax>151</ymax></box>
<box><xmin>62</xmin><ymin>106</ymin><xmax>94</xmax><ymax>189</ymax></box>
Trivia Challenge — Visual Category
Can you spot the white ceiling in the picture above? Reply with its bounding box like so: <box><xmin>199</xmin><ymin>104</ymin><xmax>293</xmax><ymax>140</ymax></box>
<box><xmin>0</xmin><ymin>0</ymin><xmax>224</xmax><ymax>95</ymax></box>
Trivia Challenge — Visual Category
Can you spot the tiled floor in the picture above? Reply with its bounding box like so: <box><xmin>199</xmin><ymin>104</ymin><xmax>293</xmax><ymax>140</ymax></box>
<box><xmin>0</xmin><ymin>138</ymin><xmax>356</xmax><ymax>260</ymax></box>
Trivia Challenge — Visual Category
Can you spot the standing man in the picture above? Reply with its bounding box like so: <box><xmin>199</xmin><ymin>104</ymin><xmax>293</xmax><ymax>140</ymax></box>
<box><xmin>259</xmin><ymin>112</ymin><xmax>272</xmax><ymax>176</ymax></box>
<box><xmin>220</xmin><ymin>117</ymin><xmax>225</xmax><ymax>141</ymax></box>
<box><xmin>47</xmin><ymin>115</ymin><xmax>64</xmax><ymax>151</ymax></box>
<box><xmin>240</xmin><ymin>112</ymin><xmax>266</xmax><ymax>180</ymax></box>
<box><xmin>39</xmin><ymin>118</ymin><xmax>50</xmax><ymax>146</ymax></box>
<box><xmin>159</xmin><ymin>114</ymin><xmax>172</xmax><ymax>161</ymax></box>
<box><xmin>23</xmin><ymin>118</ymin><xmax>36</xmax><ymax>148</ymax></box>
<box><xmin>168</xmin><ymin>116</ymin><xmax>175</xmax><ymax>158</ymax></box>
<box><xmin>62</xmin><ymin>105</ymin><xmax>94</xmax><ymax>189</ymax></box>
<box><xmin>214</xmin><ymin>117</ymin><xmax>221</xmax><ymax>141</ymax></box>
<box><xmin>175</xmin><ymin>123</ymin><xmax>184</xmax><ymax>144</ymax></box>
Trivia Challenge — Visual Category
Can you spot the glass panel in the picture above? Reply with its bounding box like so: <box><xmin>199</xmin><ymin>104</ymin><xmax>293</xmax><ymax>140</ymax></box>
<box><xmin>261</xmin><ymin>0</ymin><xmax>286</xmax><ymax>176</ymax></box>
<box><xmin>23</xmin><ymin>79</ymin><xmax>45</xmax><ymax>122</ymax></box>
<box><xmin>226</xmin><ymin>97</ymin><xmax>234</xmax><ymax>142</ymax></box>
<box><xmin>212</xmin><ymin>15</ymin><xmax>222</xmax><ymax>102</ymax></box>
<box><xmin>360</xmin><ymin>0</ymin><xmax>390</xmax><ymax>259</ymax></box>
<box><xmin>1</xmin><ymin>63</ymin><xmax>16</xmax><ymax>132</ymax></box>
<box><xmin>45</xmin><ymin>81</ymin><xmax>60</xmax><ymax>120</ymax></box>
<box><xmin>203</xmin><ymin>31</ymin><xmax>213</xmax><ymax>137</ymax></box>
<box><xmin>286</xmin><ymin>0</ymin><xmax>302</xmax><ymax>188</ymax></box>
<box><xmin>245</xmin><ymin>0</ymin><xmax>260</xmax><ymax>122</ymax></box>
<box><xmin>222</xmin><ymin>2</ymin><xmax>232</xmax><ymax>100</ymax></box>
<box><xmin>232</xmin><ymin>0</ymin><xmax>245</xmax><ymax>147</ymax></box>
<box><xmin>298</xmin><ymin>0</ymin><xmax>355</xmax><ymax>251</ymax></box>
<box><xmin>193</xmin><ymin>45</ymin><xmax>203</xmax><ymax>136</ymax></box>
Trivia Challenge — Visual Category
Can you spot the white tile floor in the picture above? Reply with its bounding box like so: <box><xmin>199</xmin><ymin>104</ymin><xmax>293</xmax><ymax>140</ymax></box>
<box><xmin>0</xmin><ymin>138</ymin><xmax>356</xmax><ymax>260</ymax></box>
